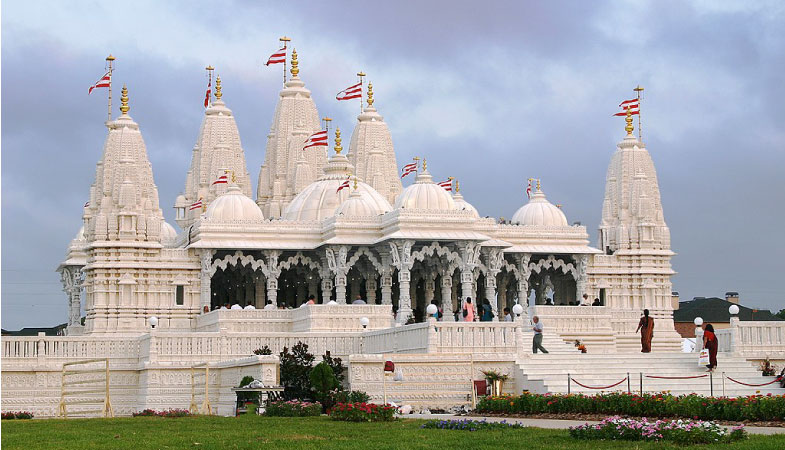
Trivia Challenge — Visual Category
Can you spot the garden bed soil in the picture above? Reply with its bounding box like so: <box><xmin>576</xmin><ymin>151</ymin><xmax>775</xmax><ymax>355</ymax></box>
<box><xmin>474</xmin><ymin>411</ymin><xmax>785</xmax><ymax>428</ymax></box>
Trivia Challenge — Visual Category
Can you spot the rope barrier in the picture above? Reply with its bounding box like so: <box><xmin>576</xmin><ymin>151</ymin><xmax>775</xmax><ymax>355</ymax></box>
<box><xmin>645</xmin><ymin>374</ymin><xmax>708</xmax><ymax>380</ymax></box>
<box><xmin>570</xmin><ymin>376</ymin><xmax>628</xmax><ymax>390</ymax></box>
<box><xmin>725</xmin><ymin>376</ymin><xmax>783</xmax><ymax>387</ymax></box>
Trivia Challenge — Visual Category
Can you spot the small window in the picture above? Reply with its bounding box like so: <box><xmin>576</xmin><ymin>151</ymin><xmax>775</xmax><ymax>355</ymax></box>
<box><xmin>176</xmin><ymin>285</ymin><xmax>184</xmax><ymax>305</ymax></box>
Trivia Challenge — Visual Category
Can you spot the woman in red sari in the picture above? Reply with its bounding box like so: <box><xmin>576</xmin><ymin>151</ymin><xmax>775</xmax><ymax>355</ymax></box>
<box><xmin>635</xmin><ymin>309</ymin><xmax>654</xmax><ymax>353</ymax></box>
<box><xmin>703</xmin><ymin>324</ymin><xmax>718</xmax><ymax>372</ymax></box>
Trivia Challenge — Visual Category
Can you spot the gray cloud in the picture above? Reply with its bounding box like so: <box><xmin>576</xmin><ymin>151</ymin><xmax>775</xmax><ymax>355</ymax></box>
<box><xmin>2</xmin><ymin>0</ymin><xmax>784</xmax><ymax>329</ymax></box>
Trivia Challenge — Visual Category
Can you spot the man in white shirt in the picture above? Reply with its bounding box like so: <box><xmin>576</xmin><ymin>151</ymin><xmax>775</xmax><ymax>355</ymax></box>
<box><xmin>263</xmin><ymin>301</ymin><xmax>276</xmax><ymax>310</ymax></box>
<box><xmin>532</xmin><ymin>316</ymin><xmax>549</xmax><ymax>354</ymax></box>
<box><xmin>352</xmin><ymin>294</ymin><xmax>366</xmax><ymax>305</ymax></box>
<box><xmin>503</xmin><ymin>307</ymin><xmax>512</xmax><ymax>322</ymax></box>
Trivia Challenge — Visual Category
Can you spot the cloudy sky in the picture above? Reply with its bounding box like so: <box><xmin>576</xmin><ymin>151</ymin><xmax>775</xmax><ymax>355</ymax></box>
<box><xmin>2</xmin><ymin>1</ymin><xmax>783</xmax><ymax>329</ymax></box>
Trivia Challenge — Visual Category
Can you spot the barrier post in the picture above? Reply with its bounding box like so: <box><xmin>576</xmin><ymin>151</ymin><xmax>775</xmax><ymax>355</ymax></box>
<box><xmin>627</xmin><ymin>372</ymin><xmax>631</xmax><ymax>394</ymax></box>
<box><xmin>639</xmin><ymin>372</ymin><xmax>643</xmax><ymax>395</ymax></box>
<box><xmin>709</xmin><ymin>371</ymin><xmax>714</xmax><ymax>397</ymax></box>
<box><xmin>567</xmin><ymin>373</ymin><xmax>571</xmax><ymax>395</ymax></box>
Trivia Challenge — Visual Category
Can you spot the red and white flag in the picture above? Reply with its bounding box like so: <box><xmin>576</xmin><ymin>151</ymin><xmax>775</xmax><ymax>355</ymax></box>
<box><xmin>204</xmin><ymin>79</ymin><xmax>212</xmax><ymax>108</ymax></box>
<box><xmin>265</xmin><ymin>46</ymin><xmax>287</xmax><ymax>66</ymax></box>
<box><xmin>303</xmin><ymin>130</ymin><xmax>328</xmax><ymax>150</ymax></box>
<box><xmin>189</xmin><ymin>199</ymin><xmax>203</xmax><ymax>211</ymax></box>
<box><xmin>336</xmin><ymin>176</ymin><xmax>351</xmax><ymax>193</ymax></box>
<box><xmin>88</xmin><ymin>71</ymin><xmax>111</xmax><ymax>95</ymax></box>
<box><xmin>212</xmin><ymin>173</ymin><xmax>228</xmax><ymax>185</ymax></box>
<box><xmin>526</xmin><ymin>179</ymin><xmax>532</xmax><ymax>199</ymax></box>
<box><xmin>614</xmin><ymin>98</ymin><xmax>639</xmax><ymax>116</ymax></box>
<box><xmin>400</xmin><ymin>162</ymin><xmax>418</xmax><ymax>179</ymax></box>
<box><xmin>437</xmin><ymin>180</ymin><xmax>452</xmax><ymax>191</ymax></box>
<box><xmin>336</xmin><ymin>82</ymin><xmax>362</xmax><ymax>101</ymax></box>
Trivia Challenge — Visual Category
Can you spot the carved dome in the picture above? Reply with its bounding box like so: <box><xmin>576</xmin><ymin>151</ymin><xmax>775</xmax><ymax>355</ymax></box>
<box><xmin>511</xmin><ymin>188</ymin><xmax>568</xmax><ymax>226</ymax></box>
<box><xmin>205</xmin><ymin>185</ymin><xmax>264</xmax><ymax>221</ymax></box>
<box><xmin>161</xmin><ymin>220</ymin><xmax>178</xmax><ymax>241</ymax></box>
<box><xmin>335</xmin><ymin>187</ymin><xmax>391</xmax><ymax>218</ymax></box>
<box><xmin>394</xmin><ymin>169</ymin><xmax>456</xmax><ymax>211</ymax></box>
<box><xmin>452</xmin><ymin>190</ymin><xmax>479</xmax><ymax>218</ymax></box>
<box><xmin>284</xmin><ymin>154</ymin><xmax>391</xmax><ymax>221</ymax></box>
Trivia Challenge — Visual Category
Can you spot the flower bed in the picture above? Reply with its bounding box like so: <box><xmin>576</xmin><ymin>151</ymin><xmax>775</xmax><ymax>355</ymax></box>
<box><xmin>420</xmin><ymin>419</ymin><xmax>525</xmax><ymax>431</ymax></box>
<box><xmin>133</xmin><ymin>409</ymin><xmax>192</xmax><ymax>417</ymax></box>
<box><xmin>477</xmin><ymin>392</ymin><xmax>785</xmax><ymax>422</ymax></box>
<box><xmin>1</xmin><ymin>411</ymin><xmax>34</xmax><ymax>420</ymax></box>
<box><xmin>264</xmin><ymin>400</ymin><xmax>322</xmax><ymax>417</ymax></box>
<box><xmin>569</xmin><ymin>416</ymin><xmax>747</xmax><ymax>444</ymax></box>
<box><xmin>328</xmin><ymin>402</ymin><xmax>397</xmax><ymax>422</ymax></box>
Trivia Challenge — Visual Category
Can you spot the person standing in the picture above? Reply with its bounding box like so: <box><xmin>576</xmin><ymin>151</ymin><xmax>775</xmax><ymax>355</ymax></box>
<box><xmin>503</xmin><ymin>307</ymin><xmax>512</xmax><ymax>322</ymax></box>
<box><xmin>480</xmin><ymin>299</ymin><xmax>493</xmax><ymax>321</ymax></box>
<box><xmin>532</xmin><ymin>316</ymin><xmax>548</xmax><ymax>354</ymax></box>
<box><xmin>462</xmin><ymin>298</ymin><xmax>475</xmax><ymax>322</ymax></box>
<box><xmin>635</xmin><ymin>309</ymin><xmax>655</xmax><ymax>353</ymax></box>
<box><xmin>703</xmin><ymin>324</ymin><xmax>718</xmax><ymax>372</ymax></box>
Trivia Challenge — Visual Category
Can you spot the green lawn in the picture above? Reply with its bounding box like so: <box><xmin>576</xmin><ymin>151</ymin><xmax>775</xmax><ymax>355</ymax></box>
<box><xmin>2</xmin><ymin>416</ymin><xmax>784</xmax><ymax>449</ymax></box>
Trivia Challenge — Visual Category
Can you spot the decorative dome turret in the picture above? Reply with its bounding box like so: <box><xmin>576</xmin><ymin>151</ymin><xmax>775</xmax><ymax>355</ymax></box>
<box><xmin>284</xmin><ymin>129</ymin><xmax>391</xmax><ymax>221</ymax></box>
<box><xmin>160</xmin><ymin>220</ymin><xmax>178</xmax><ymax>246</ymax></box>
<box><xmin>335</xmin><ymin>178</ymin><xmax>390</xmax><ymax>218</ymax></box>
<box><xmin>205</xmin><ymin>183</ymin><xmax>264</xmax><ymax>222</ymax></box>
<box><xmin>452</xmin><ymin>180</ymin><xmax>479</xmax><ymax>218</ymax></box>
<box><xmin>511</xmin><ymin>181</ymin><xmax>568</xmax><ymax>226</ymax></box>
<box><xmin>393</xmin><ymin>160</ymin><xmax>456</xmax><ymax>211</ymax></box>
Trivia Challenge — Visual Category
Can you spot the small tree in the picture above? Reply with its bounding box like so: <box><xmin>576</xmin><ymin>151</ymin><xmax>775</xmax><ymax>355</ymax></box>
<box><xmin>309</xmin><ymin>362</ymin><xmax>338</xmax><ymax>411</ymax></box>
<box><xmin>279</xmin><ymin>342</ymin><xmax>315</xmax><ymax>400</ymax></box>
<box><xmin>322</xmin><ymin>351</ymin><xmax>345</xmax><ymax>385</ymax></box>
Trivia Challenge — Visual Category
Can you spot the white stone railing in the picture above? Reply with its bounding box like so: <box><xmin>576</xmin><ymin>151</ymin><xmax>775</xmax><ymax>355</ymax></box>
<box><xmin>2</xmin><ymin>334</ymin><xmax>142</xmax><ymax>365</ymax></box>
<box><xmin>195</xmin><ymin>309</ymin><xmax>293</xmax><ymax>332</ymax></box>
<box><xmin>362</xmin><ymin>323</ymin><xmax>430</xmax><ymax>354</ymax></box>
<box><xmin>361</xmin><ymin>321</ymin><xmax>522</xmax><ymax>355</ymax></box>
<box><xmin>194</xmin><ymin>305</ymin><xmax>395</xmax><ymax>333</ymax></box>
<box><xmin>717</xmin><ymin>319</ymin><xmax>785</xmax><ymax>357</ymax></box>
<box><xmin>529</xmin><ymin>306</ymin><xmax>615</xmax><ymax>334</ymax></box>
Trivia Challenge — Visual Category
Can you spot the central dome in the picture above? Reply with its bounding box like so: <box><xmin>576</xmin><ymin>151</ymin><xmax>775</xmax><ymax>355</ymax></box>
<box><xmin>394</xmin><ymin>169</ymin><xmax>456</xmax><ymax>211</ymax></box>
<box><xmin>205</xmin><ymin>185</ymin><xmax>264</xmax><ymax>221</ymax></box>
<box><xmin>511</xmin><ymin>187</ymin><xmax>568</xmax><ymax>226</ymax></box>
<box><xmin>283</xmin><ymin>153</ymin><xmax>391</xmax><ymax>221</ymax></box>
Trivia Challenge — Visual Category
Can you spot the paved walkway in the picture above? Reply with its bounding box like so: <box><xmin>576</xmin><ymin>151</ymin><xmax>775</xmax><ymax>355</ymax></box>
<box><xmin>405</xmin><ymin>414</ymin><xmax>785</xmax><ymax>435</ymax></box>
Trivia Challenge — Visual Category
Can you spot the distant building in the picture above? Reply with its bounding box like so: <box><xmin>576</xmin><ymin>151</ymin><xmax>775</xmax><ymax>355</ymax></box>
<box><xmin>1</xmin><ymin>323</ymin><xmax>67</xmax><ymax>337</ymax></box>
<box><xmin>673</xmin><ymin>292</ymin><xmax>782</xmax><ymax>337</ymax></box>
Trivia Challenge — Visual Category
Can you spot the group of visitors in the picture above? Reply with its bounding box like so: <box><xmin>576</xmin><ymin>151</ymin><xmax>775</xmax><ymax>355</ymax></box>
<box><xmin>542</xmin><ymin>293</ymin><xmax>603</xmax><ymax>306</ymax></box>
<box><xmin>635</xmin><ymin>308</ymin><xmax>719</xmax><ymax>372</ymax></box>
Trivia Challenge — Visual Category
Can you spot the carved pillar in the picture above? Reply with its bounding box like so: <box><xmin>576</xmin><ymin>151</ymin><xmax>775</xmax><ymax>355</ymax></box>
<box><xmin>424</xmin><ymin>275</ymin><xmax>435</xmax><ymax>305</ymax></box>
<box><xmin>199</xmin><ymin>250</ymin><xmax>214</xmax><ymax>310</ymax></box>
<box><xmin>575</xmin><ymin>254</ymin><xmax>589</xmax><ymax>304</ymax></box>
<box><xmin>365</xmin><ymin>277</ymin><xmax>378</xmax><ymax>304</ymax></box>
<box><xmin>483</xmin><ymin>248</ymin><xmax>504</xmax><ymax>321</ymax></box>
<box><xmin>440</xmin><ymin>272</ymin><xmax>454</xmax><ymax>321</ymax></box>
<box><xmin>381</xmin><ymin>272</ymin><xmax>392</xmax><ymax>305</ymax></box>
<box><xmin>335</xmin><ymin>274</ymin><xmax>347</xmax><ymax>304</ymax></box>
<box><xmin>263</xmin><ymin>250</ymin><xmax>281</xmax><ymax>307</ymax></box>
<box><xmin>390</xmin><ymin>241</ymin><xmax>414</xmax><ymax>324</ymax></box>
<box><xmin>326</xmin><ymin>246</ymin><xmax>350</xmax><ymax>304</ymax></box>
<box><xmin>321</xmin><ymin>278</ymin><xmax>333</xmax><ymax>304</ymax></box>
<box><xmin>484</xmin><ymin>276</ymin><xmax>498</xmax><ymax>321</ymax></box>
<box><xmin>254</xmin><ymin>275</ymin><xmax>266</xmax><ymax>308</ymax></box>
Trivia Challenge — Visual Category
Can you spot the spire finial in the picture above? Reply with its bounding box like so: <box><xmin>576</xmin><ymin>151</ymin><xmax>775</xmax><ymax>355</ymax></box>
<box><xmin>353</xmin><ymin>176</ymin><xmax>358</xmax><ymax>190</ymax></box>
<box><xmin>119</xmin><ymin>84</ymin><xmax>130</xmax><ymax>115</ymax></box>
<box><xmin>290</xmin><ymin>49</ymin><xmax>299</xmax><ymax>77</ymax></box>
<box><xmin>106</xmin><ymin>54</ymin><xmax>115</xmax><ymax>62</ymax></box>
<box><xmin>536</xmin><ymin>178</ymin><xmax>541</xmax><ymax>191</ymax></box>
<box><xmin>214</xmin><ymin>76</ymin><xmax>222</xmax><ymax>100</ymax></box>
<box><xmin>231</xmin><ymin>170</ymin><xmax>236</xmax><ymax>183</ymax></box>
<box><xmin>423</xmin><ymin>158</ymin><xmax>427</xmax><ymax>170</ymax></box>
<box><xmin>456</xmin><ymin>179</ymin><xmax>461</xmax><ymax>192</ymax></box>
<box><xmin>624</xmin><ymin>108</ymin><xmax>634</xmax><ymax>136</ymax></box>
<box><xmin>334</xmin><ymin>127</ymin><xmax>343</xmax><ymax>154</ymax></box>
<box><xmin>367</xmin><ymin>82</ymin><xmax>374</xmax><ymax>107</ymax></box>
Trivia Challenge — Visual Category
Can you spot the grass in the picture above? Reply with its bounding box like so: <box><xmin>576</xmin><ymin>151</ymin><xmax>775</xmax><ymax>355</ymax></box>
<box><xmin>2</xmin><ymin>415</ymin><xmax>784</xmax><ymax>449</ymax></box>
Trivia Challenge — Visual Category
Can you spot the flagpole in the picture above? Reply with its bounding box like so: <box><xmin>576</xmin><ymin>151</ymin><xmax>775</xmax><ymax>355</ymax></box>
<box><xmin>280</xmin><ymin>36</ymin><xmax>291</xmax><ymax>85</ymax></box>
<box><xmin>634</xmin><ymin>85</ymin><xmax>644</xmax><ymax>141</ymax></box>
<box><xmin>323</xmin><ymin>116</ymin><xmax>332</xmax><ymax>134</ymax></box>
<box><xmin>357</xmin><ymin>71</ymin><xmax>365</xmax><ymax>114</ymax></box>
<box><xmin>205</xmin><ymin>65</ymin><xmax>214</xmax><ymax>108</ymax></box>
<box><xmin>106</xmin><ymin>55</ymin><xmax>115</xmax><ymax>123</ymax></box>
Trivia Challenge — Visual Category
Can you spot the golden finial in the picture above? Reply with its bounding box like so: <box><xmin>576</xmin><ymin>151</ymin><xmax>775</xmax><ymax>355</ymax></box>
<box><xmin>456</xmin><ymin>179</ymin><xmax>461</xmax><ymax>192</ymax></box>
<box><xmin>119</xmin><ymin>84</ymin><xmax>130</xmax><ymax>114</ymax></box>
<box><xmin>214</xmin><ymin>76</ymin><xmax>222</xmax><ymax>100</ymax></box>
<box><xmin>423</xmin><ymin>158</ymin><xmax>427</xmax><ymax>170</ymax></box>
<box><xmin>625</xmin><ymin>108</ymin><xmax>634</xmax><ymax>136</ymax></box>
<box><xmin>290</xmin><ymin>49</ymin><xmax>299</xmax><ymax>77</ymax></box>
<box><xmin>280</xmin><ymin>36</ymin><xmax>291</xmax><ymax>45</ymax></box>
<box><xmin>367</xmin><ymin>82</ymin><xmax>375</xmax><ymax>107</ymax></box>
<box><xmin>353</xmin><ymin>176</ymin><xmax>358</xmax><ymax>190</ymax></box>
<box><xmin>357</xmin><ymin>71</ymin><xmax>366</xmax><ymax>78</ymax></box>
<box><xmin>231</xmin><ymin>171</ymin><xmax>236</xmax><ymax>183</ymax></box>
<box><xmin>106</xmin><ymin>54</ymin><xmax>115</xmax><ymax>61</ymax></box>
<box><xmin>205</xmin><ymin>65</ymin><xmax>214</xmax><ymax>71</ymax></box>
<box><xmin>334</xmin><ymin>127</ymin><xmax>343</xmax><ymax>154</ymax></box>
<box><xmin>536</xmin><ymin>179</ymin><xmax>541</xmax><ymax>191</ymax></box>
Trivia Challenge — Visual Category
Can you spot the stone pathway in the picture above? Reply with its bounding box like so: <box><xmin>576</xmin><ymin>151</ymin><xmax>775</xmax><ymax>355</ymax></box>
<box><xmin>405</xmin><ymin>414</ymin><xmax>785</xmax><ymax>435</ymax></box>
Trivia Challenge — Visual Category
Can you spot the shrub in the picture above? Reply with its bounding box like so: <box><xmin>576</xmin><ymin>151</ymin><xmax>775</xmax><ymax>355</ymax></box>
<box><xmin>253</xmin><ymin>346</ymin><xmax>272</xmax><ymax>356</ymax></box>
<box><xmin>333</xmin><ymin>390</ymin><xmax>371</xmax><ymax>404</ymax></box>
<box><xmin>476</xmin><ymin>392</ymin><xmax>785</xmax><ymax>422</ymax></box>
<box><xmin>264</xmin><ymin>400</ymin><xmax>322</xmax><ymax>417</ymax></box>
<box><xmin>310</xmin><ymin>362</ymin><xmax>339</xmax><ymax>411</ymax></box>
<box><xmin>279</xmin><ymin>342</ymin><xmax>315</xmax><ymax>400</ymax></box>
<box><xmin>1</xmin><ymin>411</ymin><xmax>34</xmax><ymax>420</ymax></box>
<box><xmin>328</xmin><ymin>402</ymin><xmax>397</xmax><ymax>422</ymax></box>
<box><xmin>569</xmin><ymin>416</ymin><xmax>748</xmax><ymax>444</ymax></box>
<box><xmin>420</xmin><ymin>419</ymin><xmax>525</xmax><ymax>431</ymax></box>
<box><xmin>133</xmin><ymin>409</ymin><xmax>191</xmax><ymax>417</ymax></box>
<box><xmin>322</xmin><ymin>351</ymin><xmax>345</xmax><ymax>385</ymax></box>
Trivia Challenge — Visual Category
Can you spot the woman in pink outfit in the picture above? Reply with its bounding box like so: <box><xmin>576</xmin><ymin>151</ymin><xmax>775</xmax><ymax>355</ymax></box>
<box><xmin>462</xmin><ymin>298</ymin><xmax>476</xmax><ymax>322</ymax></box>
